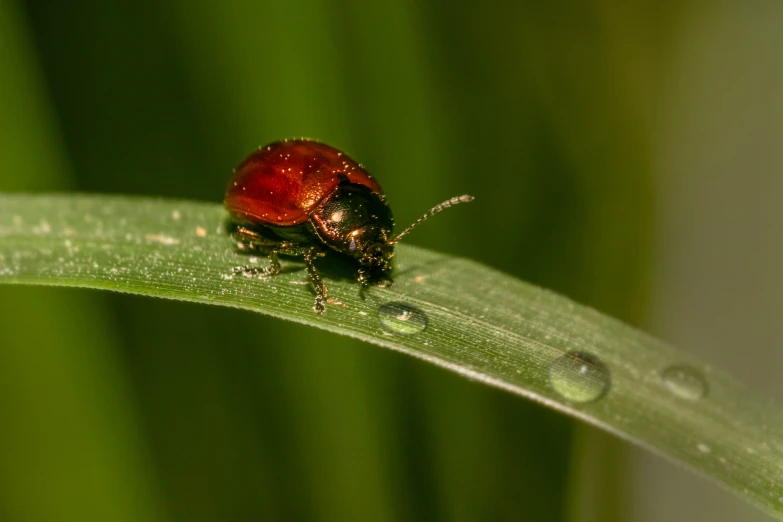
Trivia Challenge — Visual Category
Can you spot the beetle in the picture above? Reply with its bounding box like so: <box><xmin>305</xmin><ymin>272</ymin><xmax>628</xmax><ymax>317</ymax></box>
<box><xmin>224</xmin><ymin>139</ymin><xmax>473</xmax><ymax>314</ymax></box>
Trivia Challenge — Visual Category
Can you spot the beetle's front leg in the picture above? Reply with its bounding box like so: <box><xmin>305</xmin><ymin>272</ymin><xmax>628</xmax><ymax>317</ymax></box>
<box><xmin>303</xmin><ymin>247</ymin><xmax>328</xmax><ymax>314</ymax></box>
<box><xmin>357</xmin><ymin>266</ymin><xmax>393</xmax><ymax>288</ymax></box>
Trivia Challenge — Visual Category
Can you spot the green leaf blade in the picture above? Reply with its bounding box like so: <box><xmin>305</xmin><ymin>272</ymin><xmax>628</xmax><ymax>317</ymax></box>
<box><xmin>2</xmin><ymin>192</ymin><xmax>782</xmax><ymax>519</ymax></box>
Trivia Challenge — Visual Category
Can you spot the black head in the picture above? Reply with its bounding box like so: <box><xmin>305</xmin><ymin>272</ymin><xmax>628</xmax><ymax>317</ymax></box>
<box><xmin>311</xmin><ymin>179</ymin><xmax>474</xmax><ymax>286</ymax></box>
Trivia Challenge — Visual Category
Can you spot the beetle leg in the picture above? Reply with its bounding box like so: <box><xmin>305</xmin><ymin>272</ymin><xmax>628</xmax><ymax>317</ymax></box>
<box><xmin>276</xmin><ymin>242</ymin><xmax>312</xmax><ymax>257</ymax></box>
<box><xmin>231</xmin><ymin>225</ymin><xmax>279</xmax><ymax>252</ymax></box>
<box><xmin>230</xmin><ymin>235</ymin><xmax>328</xmax><ymax>315</ymax></box>
<box><xmin>304</xmin><ymin>247</ymin><xmax>328</xmax><ymax>314</ymax></box>
<box><xmin>357</xmin><ymin>266</ymin><xmax>394</xmax><ymax>288</ymax></box>
<box><xmin>357</xmin><ymin>267</ymin><xmax>370</xmax><ymax>287</ymax></box>
<box><xmin>232</xmin><ymin>249</ymin><xmax>281</xmax><ymax>277</ymax></box>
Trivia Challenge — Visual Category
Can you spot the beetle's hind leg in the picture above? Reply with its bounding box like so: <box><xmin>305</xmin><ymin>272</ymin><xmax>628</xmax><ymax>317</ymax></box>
<box><xmin>229</xmin><ymin>225</ymin><xmax>283</xmax><ymax>277</ymax></box>
<box><xmin>232</xmin><ymin>249</ymin><xmax>282</xmax><ymax>277</ymax></box>
<box><xmin>230</xmin><ymin>225</ymin><xmax>279</xmax><ymax>252</ymax></box>
<box><xmin>229</xmin><ymin>225</ymin><xmax>329</xmax><ymax>314</ymax></box>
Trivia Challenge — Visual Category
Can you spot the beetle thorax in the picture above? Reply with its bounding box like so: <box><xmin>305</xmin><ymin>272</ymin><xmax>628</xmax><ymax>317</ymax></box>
<box><xmin>309</xmin><ymin>181</ymin><xmax>394</xmax><ymax>261</ymax></box>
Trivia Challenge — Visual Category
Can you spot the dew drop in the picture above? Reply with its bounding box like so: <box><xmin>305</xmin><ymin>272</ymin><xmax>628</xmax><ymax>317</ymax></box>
<box><xmin>548</xmin><ymin>352</ymin><xmax>611</xmax><ymax>404</ymax></box>
<box><xmin>377</xmin><ymin>302</ymin><xmax>428</xmax><ymax>334</ymax></box>
<box><xmin>661</xmin><ymin>365</ymin><xmax>708</xmax><ymax>400</ymax></box>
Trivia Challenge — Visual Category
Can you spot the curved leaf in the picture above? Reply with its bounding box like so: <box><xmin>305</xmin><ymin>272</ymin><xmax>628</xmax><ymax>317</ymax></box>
<box><xmin>1</xmin><ymin>193</ymin><xmax>782</xmax><ymax>519</ymax></box>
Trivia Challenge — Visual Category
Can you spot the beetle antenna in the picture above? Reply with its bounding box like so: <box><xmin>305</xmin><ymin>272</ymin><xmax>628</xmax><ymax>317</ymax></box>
<box><xmin>390</xmin><ymin>195</ymin><xmax>474</xmax><ymax>244</ymax></box>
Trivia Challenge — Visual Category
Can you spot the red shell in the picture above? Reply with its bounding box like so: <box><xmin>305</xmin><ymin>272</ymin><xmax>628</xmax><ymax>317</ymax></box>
<box><xmin>224</xmin><ymin>139</ymin><xmax>383</xmax><ymax>226</ymax></box>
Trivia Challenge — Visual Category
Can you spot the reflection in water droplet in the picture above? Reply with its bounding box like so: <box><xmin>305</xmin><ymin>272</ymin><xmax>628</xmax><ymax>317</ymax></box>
<box><xmin>549</xmin><ymin>352</ymin><xmax>611</xmax><ymax>404</ymax></box>
<box><xmin>377</xmin><ymin>302</ymin><xmax>428</xmax><ymax>334</ymax></box>
<box><xmin>661</xmin><ymin>365</ymin><xmax>708</xmax><ymax>400</ymax></box>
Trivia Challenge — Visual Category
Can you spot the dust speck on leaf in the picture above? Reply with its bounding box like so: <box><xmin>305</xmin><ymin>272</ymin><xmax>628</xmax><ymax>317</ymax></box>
<box><xmin>145</xmin><ymin>234</ymin><xmax>180</xmax><ymax>245</ymax></box>
<box><xmin>33</xmin><ymin>220</ymin><xmax>52</xmax><ymax>234</ymax></box>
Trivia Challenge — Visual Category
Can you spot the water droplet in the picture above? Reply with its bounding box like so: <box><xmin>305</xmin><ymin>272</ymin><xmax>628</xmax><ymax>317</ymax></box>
<box><xmin>661</xmin><ymin>365</ymin><xmax>708</xmax><ymax>400</ymax></box>
<box><xmin>548</xmin><ymin>352</ymin><xmax>611</xmax><ymax>404</ymax></box>
<box><xmin>377</xmin><ymin>302</ymin><xmax>428</xmax><ymax>334</ymax></box>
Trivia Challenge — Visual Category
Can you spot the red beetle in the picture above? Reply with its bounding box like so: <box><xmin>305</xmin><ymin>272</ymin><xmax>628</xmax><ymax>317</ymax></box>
<box><xmin>225</xmin><ymin>139</ymin><xmax>473</xmax><ymax>314</ymax></box>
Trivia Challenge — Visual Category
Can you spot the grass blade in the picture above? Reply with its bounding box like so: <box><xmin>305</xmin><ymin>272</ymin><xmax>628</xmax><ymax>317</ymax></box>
<box><xmin>1</xmin><ymin>193</ymin><xmax>782</xmax><ymax>519</ymax></box>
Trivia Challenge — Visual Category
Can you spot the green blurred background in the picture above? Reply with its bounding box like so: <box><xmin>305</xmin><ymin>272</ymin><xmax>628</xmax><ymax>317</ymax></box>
<box><xmin>0</xmin><ymin>1</ymin><xmax>780</xmax><ymax>521</ymax></box>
